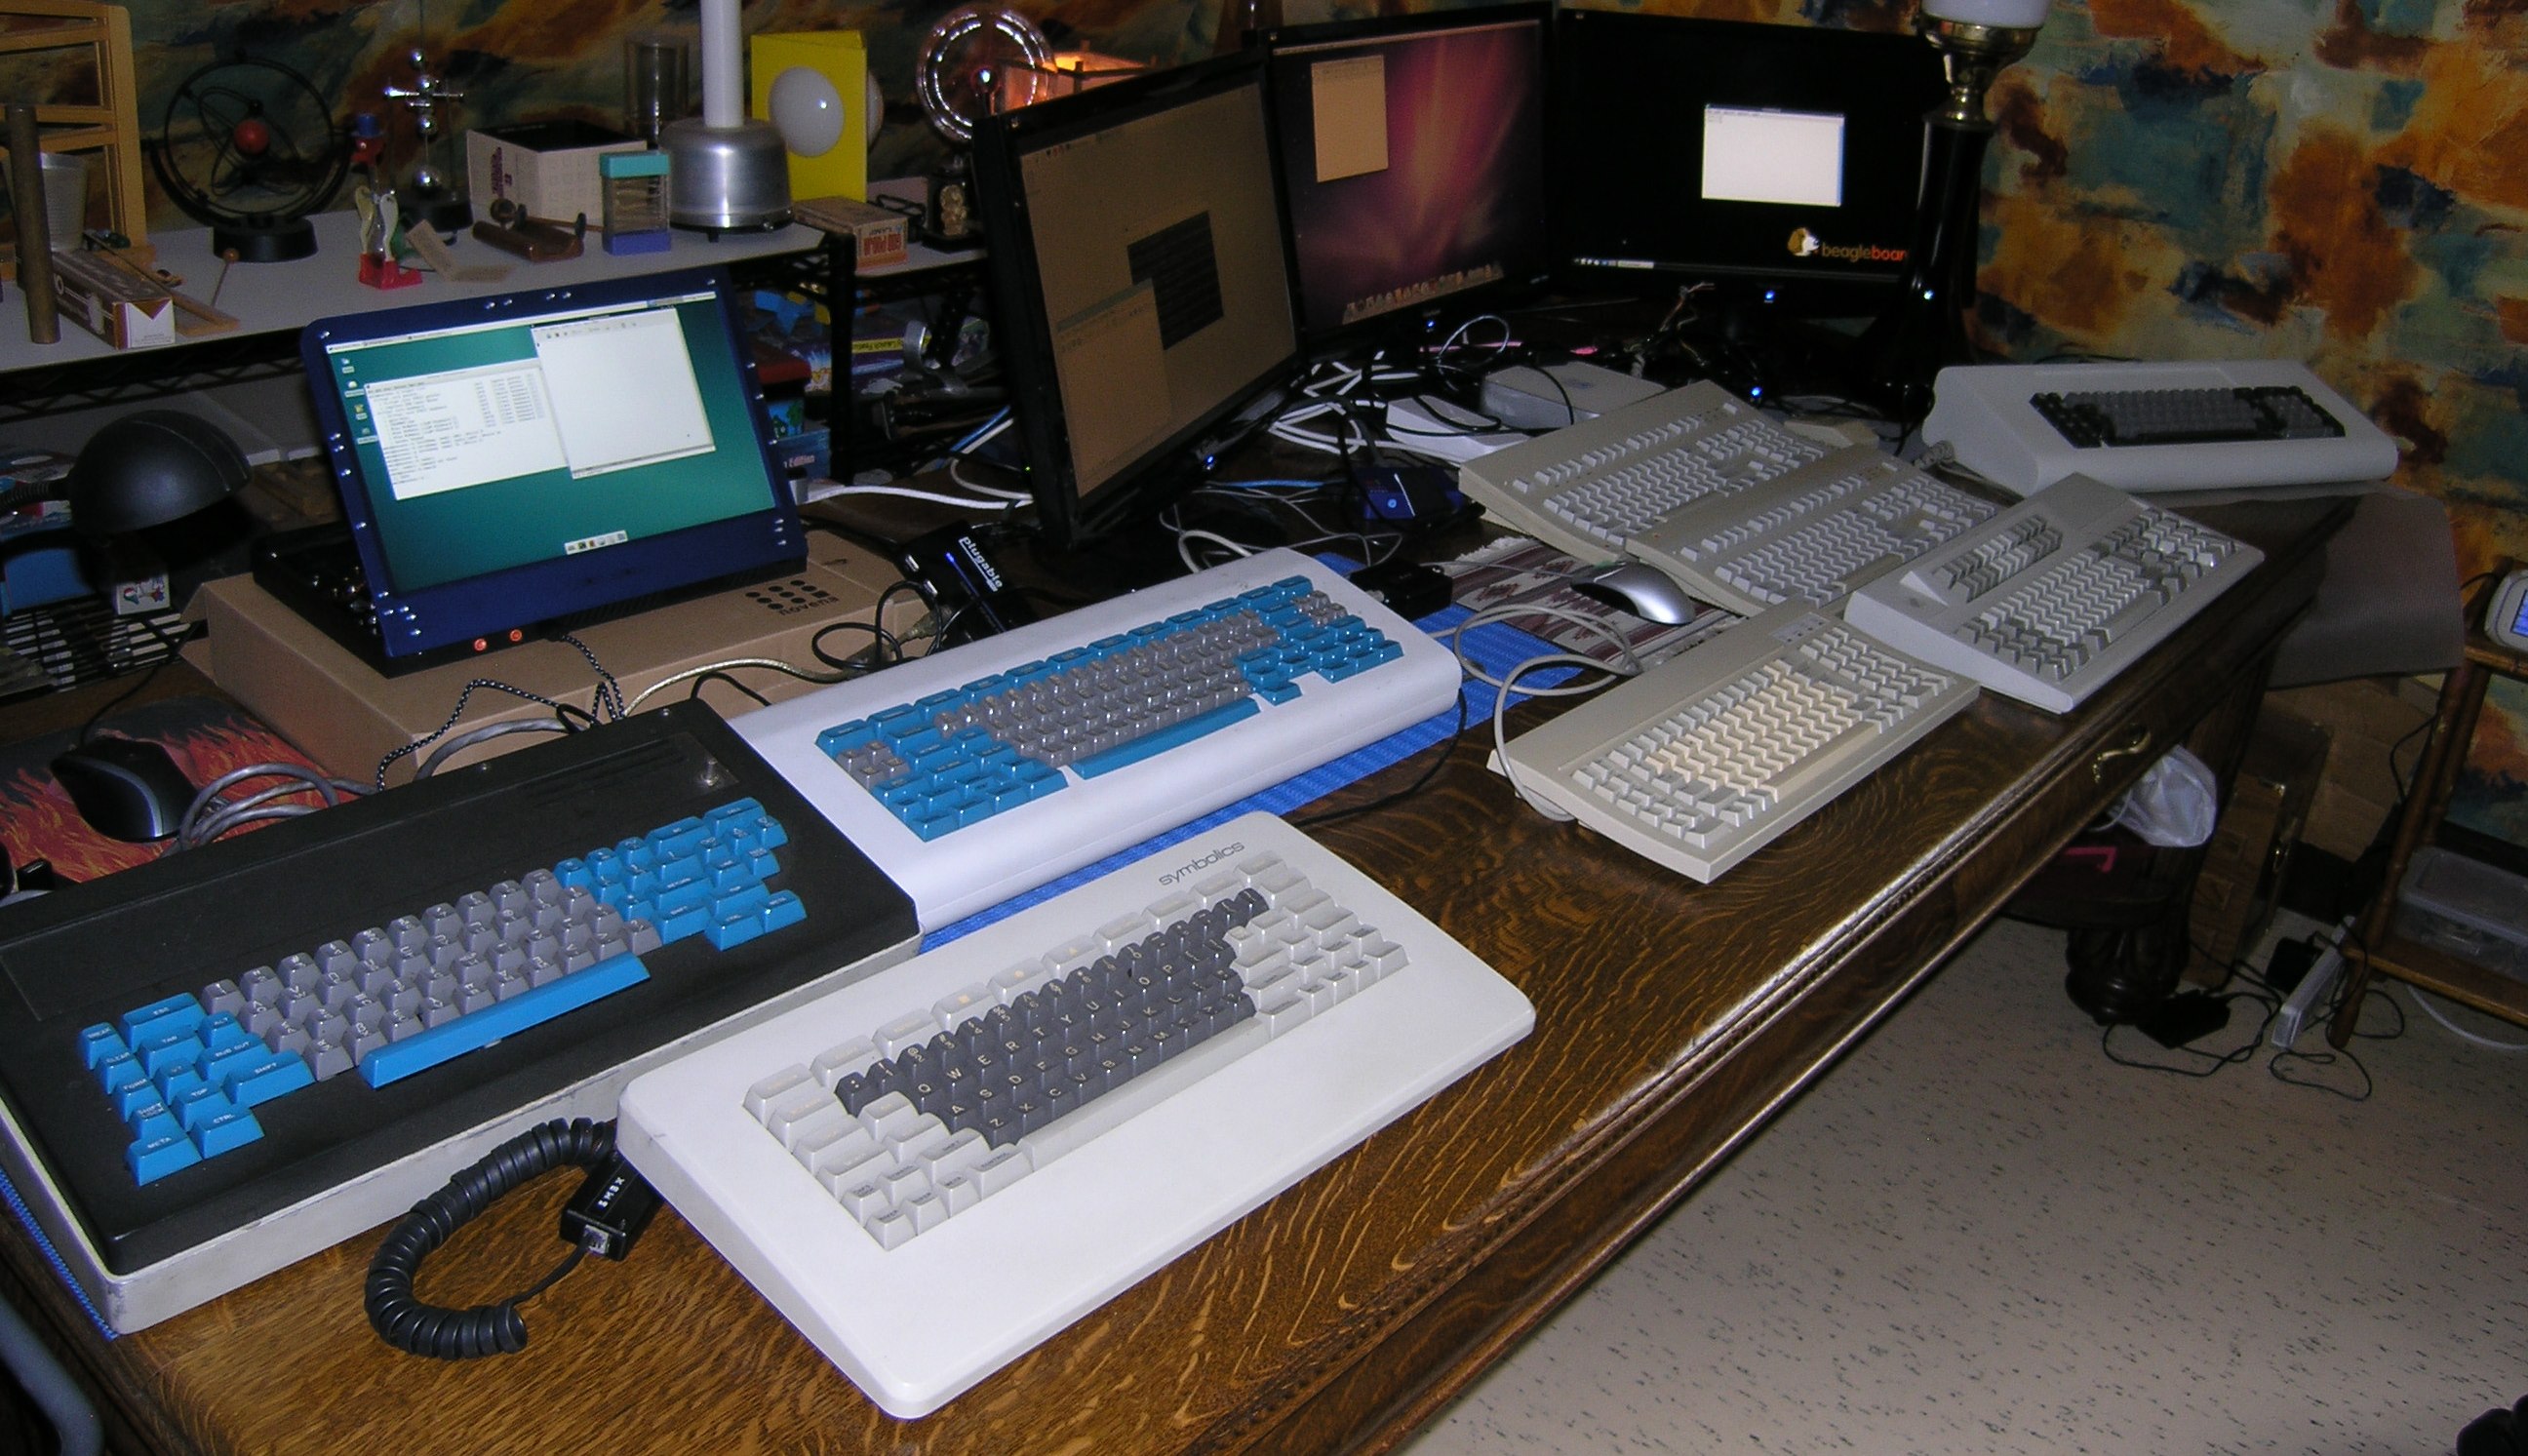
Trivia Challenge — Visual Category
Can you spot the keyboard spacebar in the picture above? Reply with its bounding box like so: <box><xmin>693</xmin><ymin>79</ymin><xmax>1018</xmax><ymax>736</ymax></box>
<box><xmin>358</xmin><ymin>958</ymin><xmax>652</xmax><ymax>1087</ymax></box>
<box><xmin>1019</xmin><ymin>1017</ymin><xmax>1271</xmax><ymax>1167</ymax></box>
<box><xmin>1072</xmin><ymin>698</ymin><xmax>1261</xmax><ymax>778</ymax></box>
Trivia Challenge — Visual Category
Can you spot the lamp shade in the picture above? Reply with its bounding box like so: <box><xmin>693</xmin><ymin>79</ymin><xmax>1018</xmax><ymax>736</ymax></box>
<box><xmin>66</xmin><ymin>411</ymin><xmax>250</xmax><ymax>536</ymax></box>
<box><xmin>1921</xmin><ymin>0</ymin><xmax>2050</xmax><ymax>25</ymax></box>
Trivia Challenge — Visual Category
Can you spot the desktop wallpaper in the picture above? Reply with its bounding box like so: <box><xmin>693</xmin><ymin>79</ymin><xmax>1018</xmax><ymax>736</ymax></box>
<box><xmin>4</xmin><ymin>0</ymin><xmax>2522</xmax><ymax>755</ymax></box>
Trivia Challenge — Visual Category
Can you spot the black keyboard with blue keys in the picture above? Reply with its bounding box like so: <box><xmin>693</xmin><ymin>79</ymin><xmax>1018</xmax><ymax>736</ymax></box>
<box><xmin>0</xmin><ymin>703</ymin><xmax>917</xmax><ymax>1333</ymax></box>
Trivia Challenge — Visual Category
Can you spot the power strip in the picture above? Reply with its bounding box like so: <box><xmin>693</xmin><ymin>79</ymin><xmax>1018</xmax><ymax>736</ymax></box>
<box><xmin>2271</xmin><ymin>921</ymin><xmax>2355</xmax><ymax>1046</ymax></box>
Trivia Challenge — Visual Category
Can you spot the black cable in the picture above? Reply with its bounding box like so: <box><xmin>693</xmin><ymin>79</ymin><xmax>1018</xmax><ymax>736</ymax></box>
<box><xmin>1293</xmin><ymin>689</ymin><xmax>1470</xmax><ymax>830</ymax></box>
<box><xmin>2098</xmin><ymin>985</ymin><xmax>2280</xmax><ymax>1079</ymax></box>
<box><xmin>72</xmin><ymin>616</ymin><xmax>200</xmax><ymax>745</ymax></box>
<box><xmin>810</xmin><ymin>618</ymin><xmax>901</xmax><ymax>672</ymax></box>
<box><xmin>686</xmin><ymin>668</ymin><xmax>773</xmax><ymax>708</ymax></box>
<box><xmin>366</xmin><ymin>1118</ymin><xmax>616</xmax><ymax>1360</ymax></box>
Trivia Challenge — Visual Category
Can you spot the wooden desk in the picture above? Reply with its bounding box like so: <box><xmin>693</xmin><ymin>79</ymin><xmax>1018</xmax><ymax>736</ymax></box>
<box><xmin>0</xmin><ymin>495</ymin><xmax>2344</xmax><ymax>1455</ymax></box>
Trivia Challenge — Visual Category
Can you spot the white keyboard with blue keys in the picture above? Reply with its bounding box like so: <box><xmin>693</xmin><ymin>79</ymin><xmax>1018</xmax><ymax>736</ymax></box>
<box><xmin>732</xmin><ymin>549</ymin><xmax>1463</xmax><ymax>930</ymax></box>
<box><xmin>0</xmin><ymin>705</ymin><xmax>918</xmax><ymax>1333</ymax></box>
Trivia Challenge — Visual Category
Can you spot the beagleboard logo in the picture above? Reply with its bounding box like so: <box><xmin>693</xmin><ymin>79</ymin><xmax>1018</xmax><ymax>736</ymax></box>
<box><xmin>1788</xmin><ymin>227</ymin><xmax>1907</xmax><ymax>264</ymax></box>
<box><xmin>1158</xmin><ymin>841</ymin><xmax>1245</xmax><ymax>885</ymax></box>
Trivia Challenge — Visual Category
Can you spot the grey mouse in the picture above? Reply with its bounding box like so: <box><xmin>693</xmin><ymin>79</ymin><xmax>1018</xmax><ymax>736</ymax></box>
<box><xmin>50</xmin><ymin>736</ymin><xmax>197</xmax><ymax>844</ymax></box>
<box><xmin>1565</xmin><ymin>562</ymin><xmax>1698</xmax><ymax>625</ymax></box>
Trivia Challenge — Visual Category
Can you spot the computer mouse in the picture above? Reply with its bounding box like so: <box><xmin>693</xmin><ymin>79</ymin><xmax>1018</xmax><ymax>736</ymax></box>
<box><xmin>49</xmin><ymin>736</ymin><xmax>197</xmax><ymax>844</ymax></box>
<box><xmin>1565</xmin><ymin>562</ymin><xmax>1698</xmax><ymax>626</ymax></box>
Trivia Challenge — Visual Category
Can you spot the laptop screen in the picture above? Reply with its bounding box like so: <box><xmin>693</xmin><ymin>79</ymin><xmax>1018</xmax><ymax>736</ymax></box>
<box><xmin>300</xmin><ymin>271</ymin><xmax>804</xmax><ymax>665</ymax></box>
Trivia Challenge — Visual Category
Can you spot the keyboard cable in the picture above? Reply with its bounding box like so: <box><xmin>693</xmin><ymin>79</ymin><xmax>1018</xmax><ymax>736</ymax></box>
<box><xmin>366</xmin><ymin>1117</ymin><xmax>659</xmax><ymax>1360</ymax></box>
<box><xmin>1445</xmin><ymin>601</ymin><xmax>1647</xmax><ymax>823</ymax></box>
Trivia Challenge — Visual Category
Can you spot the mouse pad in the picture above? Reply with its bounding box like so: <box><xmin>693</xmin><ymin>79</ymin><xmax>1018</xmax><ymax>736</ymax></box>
<box><xmin>0</xmin><ymin>695</ymin><xmax>320</xmax><ymax>884</ymax></box>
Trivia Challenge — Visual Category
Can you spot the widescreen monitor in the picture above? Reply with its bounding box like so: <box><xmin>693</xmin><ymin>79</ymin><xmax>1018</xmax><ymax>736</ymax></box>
<box><xmin>298</xmin><ymin>270</ymin><xmax>804</xmax><ymax>668</ymax></box>
<box><xmin>1259</xmin><ymin>4</ymin><xmax>1551</xmax><ymax>347</ymax></box>
<box><xmin>970</xmin><ymin>54</ymin><xmax>1300</xmax><ymax>548</ymax></box>
<box><xmin>1552</xmin><ymin>11</ymin><xmax>1948</xmax><ymax>314</ymax></box>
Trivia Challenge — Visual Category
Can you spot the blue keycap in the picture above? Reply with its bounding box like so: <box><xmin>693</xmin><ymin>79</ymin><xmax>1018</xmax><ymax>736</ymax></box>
<box><xmin>1073</xmin><ymin>699</ymin><xmax>1262</xmax><ymax>778</ymax></box>
<box><xmin>127</xmin><ymin>1133</ymin><xmax>201</xmax><ymax>1184</ymax></box>
<box><xmin>227</xmin><ymin>1052</ymin><xmax>313</xmax><ymax>1108</ymax></box>
<box><xmin>192</xmin><ymin>1108</ymin><xmax>262</xmax><ymax>1158</ymax></box>
<box><xmin>96</xmin><ymin>1053</ymin><xmax>145</xmax><ymax>1098</ymax></box>
<box><xmin>78</xmin><ymin>1024</ymin><xmax>128</xmax><ymax>1070</ymax></box>
<box><xmin>119</xmin><ymin>994</ymin><xmax>203</xmax><ymax>1043</ymax></box>
<box><xmin>359</xmin><ymin>957</ymin><xmax>651</xmax><ymax>1088</ymax></box>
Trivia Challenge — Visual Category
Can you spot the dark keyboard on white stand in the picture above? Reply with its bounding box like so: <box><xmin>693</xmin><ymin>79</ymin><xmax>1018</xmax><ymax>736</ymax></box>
<box><xmin>615</xmin><ymin>812</ymin><xmax>1532</xmax><ymax>1418</ymax></box>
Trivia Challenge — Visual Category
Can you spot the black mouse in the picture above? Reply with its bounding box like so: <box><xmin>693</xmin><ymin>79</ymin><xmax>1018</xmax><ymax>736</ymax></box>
<box><xmin>50</xmin><ymin>736</ymin><xmax>197</xmax><ymax>844</ymax></box>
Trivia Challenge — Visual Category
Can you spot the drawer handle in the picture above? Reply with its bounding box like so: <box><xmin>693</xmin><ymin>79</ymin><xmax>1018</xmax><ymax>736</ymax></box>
<box><xmin>2092</xmin><ymin>725</ymin><xmax>2153</xmax><ymax>783</ymax></box>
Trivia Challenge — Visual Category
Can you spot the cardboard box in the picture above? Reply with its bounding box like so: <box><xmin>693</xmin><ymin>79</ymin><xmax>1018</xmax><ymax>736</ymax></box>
<box><xmin>185</xmin><ymin>538</ymin><xmax>923</xmax><ymax>787</ymax></box>
<box><xmin>791</xmin><ymin>195</ymin><xmax>907</xmax><ymax>268</ymax></box>
<box><xmin>466</xmin><ymin>122</ymin><xmax>645</xmax><ymax>228</ymax></box>
<box><xmin>51</xmin><ymin>247</ymin><xmax>174</xmax><ymax>348</ymax></box>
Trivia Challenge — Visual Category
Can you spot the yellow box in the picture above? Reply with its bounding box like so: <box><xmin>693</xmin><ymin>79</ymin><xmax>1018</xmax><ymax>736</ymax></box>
<box><xmin>750</xmin><ymin>31</ymin><xmax>867</xmax><ymax>204</ymax></box>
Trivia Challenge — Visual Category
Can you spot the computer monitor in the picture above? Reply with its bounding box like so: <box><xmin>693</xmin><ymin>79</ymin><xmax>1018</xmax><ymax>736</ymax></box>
<box><xmin>296</xmin><ymin>270</ymin><xmax>804</xmax><ymax>670</ymax></box>
<box><xmin>971</xmin><ymin>54</ymin><xmax>1301</xmax><ymax>550</ymax></box>
<box><xmin>1551</xmin><ymin>11</ymin><xmax>1948</xmax><ymax>314</ymax></box>
<box><xmin>1258</xmin><ymin>3</ymin><xmax>1551</xmax><ymax>347</ymax></box>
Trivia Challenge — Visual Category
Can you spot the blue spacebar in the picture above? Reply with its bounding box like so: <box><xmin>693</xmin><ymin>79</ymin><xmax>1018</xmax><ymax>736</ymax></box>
<box><xmin>359</xmin><ymin>958</ymin><xmax>652</xmax><ymax>1087</ymax></box>
<box><xmin>1072</xmin><ymin>698</ymin><xmax>1261</xmax><ymax>778</ymax></box>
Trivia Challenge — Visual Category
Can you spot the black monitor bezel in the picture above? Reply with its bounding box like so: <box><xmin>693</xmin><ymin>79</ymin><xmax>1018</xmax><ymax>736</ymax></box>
<box><xmin>297</xmin><ymin>269</ymin><xmax>806</xmax><ymax>667</ymax></box>
<box><xmin>1549</xmin><ymin>11</ymin><xmax>1948</xmax><ymax>315</ymax></box>
<box><xmin>1253</xmin><ymin>1</ymin><xmax>1556</xmax><ymax>353</ymax></box>
<box><xmin>970</xmin><ymin>51</ymin><xmax>1301</xmax><ymax>551</ymax></box>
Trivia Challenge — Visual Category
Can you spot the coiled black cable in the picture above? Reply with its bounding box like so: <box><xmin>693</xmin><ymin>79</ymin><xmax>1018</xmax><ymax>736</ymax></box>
<box><xmin>365</xmin><ymin>1118</ymin><xmax>615</xmax><ymax>1359</ymax></box>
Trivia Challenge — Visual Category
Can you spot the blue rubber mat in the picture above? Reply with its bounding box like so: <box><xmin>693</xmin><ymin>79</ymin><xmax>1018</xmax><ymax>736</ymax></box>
<box><xmin>926</xmin><ymin>600</ymin><xmax>1564</xmax><ymax>947</ymax></box>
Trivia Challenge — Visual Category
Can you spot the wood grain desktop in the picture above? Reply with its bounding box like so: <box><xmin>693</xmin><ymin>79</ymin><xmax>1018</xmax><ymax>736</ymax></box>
<box><xmin>0</xmin><ymin>494</ymin><xmax>2346</xmax><ymax>1456</ymax></box>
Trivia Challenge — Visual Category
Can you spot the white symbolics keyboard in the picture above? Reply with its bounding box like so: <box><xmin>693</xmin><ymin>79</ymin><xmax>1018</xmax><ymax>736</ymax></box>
<box><xmin>1840</xmin><ymin>473</ymin><xmax>2264</xmax><ymax>714</ymax></box>
<box><xmin>1644</xmin><ymin>448</ymin><xmax>2001</xmax><ymax>614</ymax></box>
<box><xmin>732</xmin><ymin>549</ymin><xmax>1463</xmax><ymax>930</ymax></box>
<box><xmin>614</xmin><ymin>812</ymin><xmax>1532</xmax><ymax>1419</ymax></box>
<box><xmin>1493</xmin><ymin>604</ymin><xmax>1978</xmax><ymax>883</ymax></box>
<box><xmin>1453</xmin><ymin>380</ymin><xmax>1995</xmax><ymax>614</ymax></box>
<box><xmin>1920</xmin><ymin>359</ymin><xmax>2399</xmax><ymax>495</ymax></box>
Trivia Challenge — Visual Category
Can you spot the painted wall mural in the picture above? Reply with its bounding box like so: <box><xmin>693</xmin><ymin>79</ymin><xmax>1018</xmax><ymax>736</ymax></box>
<box><xmin>22</xmin><ymin>0</ymin><xmax>2528</xmax><ymax>554</ymax></box>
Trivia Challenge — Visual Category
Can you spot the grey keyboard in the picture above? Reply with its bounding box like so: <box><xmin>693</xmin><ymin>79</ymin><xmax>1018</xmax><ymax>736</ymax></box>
<box><xmin>1841</xmin><ymin>474</ymin><xmax>2263</xmax><ymax>713</ymax></box>
<box><xmin>1455</xmin><ymin>381</ymin><xmax>1995</xmax><ymax>615</ymax></box>
<box><xmin>1494</xmin><ymin>604</ymin><xmax>1978</xmax><ymax>882</ymax></box>
<box><xmin>2031</xmin><ymin>385</ymin><xmax>2344</xmax><ymax>448</ymax></box>
<box><xmin>1653</xmin><ymin>450</ymin><xmax>1999</xmax><ymax>614</ymax></box>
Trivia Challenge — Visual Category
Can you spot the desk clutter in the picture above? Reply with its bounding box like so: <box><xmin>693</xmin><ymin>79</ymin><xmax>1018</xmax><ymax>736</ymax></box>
<box><xmin>0</xmin><ymin>0</ymin><xmax>2388</xmax><ymax>1437</ymax></box>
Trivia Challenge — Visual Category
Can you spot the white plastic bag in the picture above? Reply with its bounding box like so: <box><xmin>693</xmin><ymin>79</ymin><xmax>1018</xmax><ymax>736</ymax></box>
<box><xmin>2107</xmin><ymin>745</ymin><xmax>2219</xmax><ymax>847</ymax></box>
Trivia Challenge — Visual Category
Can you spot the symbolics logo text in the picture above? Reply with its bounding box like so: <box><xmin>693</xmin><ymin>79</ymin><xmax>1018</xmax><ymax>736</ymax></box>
<box><xmin>1158</xmin><ymin>842</ymin><xmax>1246</xmax><ymax>885</ymax></box>
<box><xmin>1786</xmin><ymin>228</ymin><xmax>1906</xmax><ymax>264</ymax></box>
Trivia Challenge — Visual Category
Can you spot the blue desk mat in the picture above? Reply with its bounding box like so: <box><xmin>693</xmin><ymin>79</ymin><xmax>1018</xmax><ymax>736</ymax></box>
<box><xmin>926</xmin><ymin>600</ymin><xmax>1563</xmax><ymax>947</ymax></box>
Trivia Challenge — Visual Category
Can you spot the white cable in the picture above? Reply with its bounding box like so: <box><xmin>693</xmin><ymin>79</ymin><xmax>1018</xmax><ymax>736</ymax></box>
<box><xmin>946</xmin><ymin>456</ymin><xmax>1030</xmax><ymax>499</ymax></box>
<box><xmin>1447</xmin><ymin>602</ymin><xmax>1643</xmax><ymax>695</ymax></box>
<box><xmin>1174</xmin><ymin>528</ymin><xmax>1258</xmax><ymax>572</ymax></box>
<box><xmin>1488</xmin><ymin>653</ymin><xmax>1612</xmax><ymax>823</ymax></box>
<box><xmin>625</xmin><ymin>655</ymin><xmax>854</xmax><ymax>712</ymax></box>
<box><xmin>2407</xmin><ymin>985</ymin><xmax>2528</xmax><ymax>1051</ymax></box>
<box><xmin>816</xmin><ymin>483</ymin><xmax>1025</xmax><ymax>510</ymax></box>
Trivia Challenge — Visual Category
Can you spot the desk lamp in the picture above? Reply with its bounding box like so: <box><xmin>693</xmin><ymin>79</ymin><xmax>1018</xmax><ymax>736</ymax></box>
<box><xmin>1857</xmin><ymin>0</ymin><xmax>2050</xmax><ymax>422</ymax></box>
